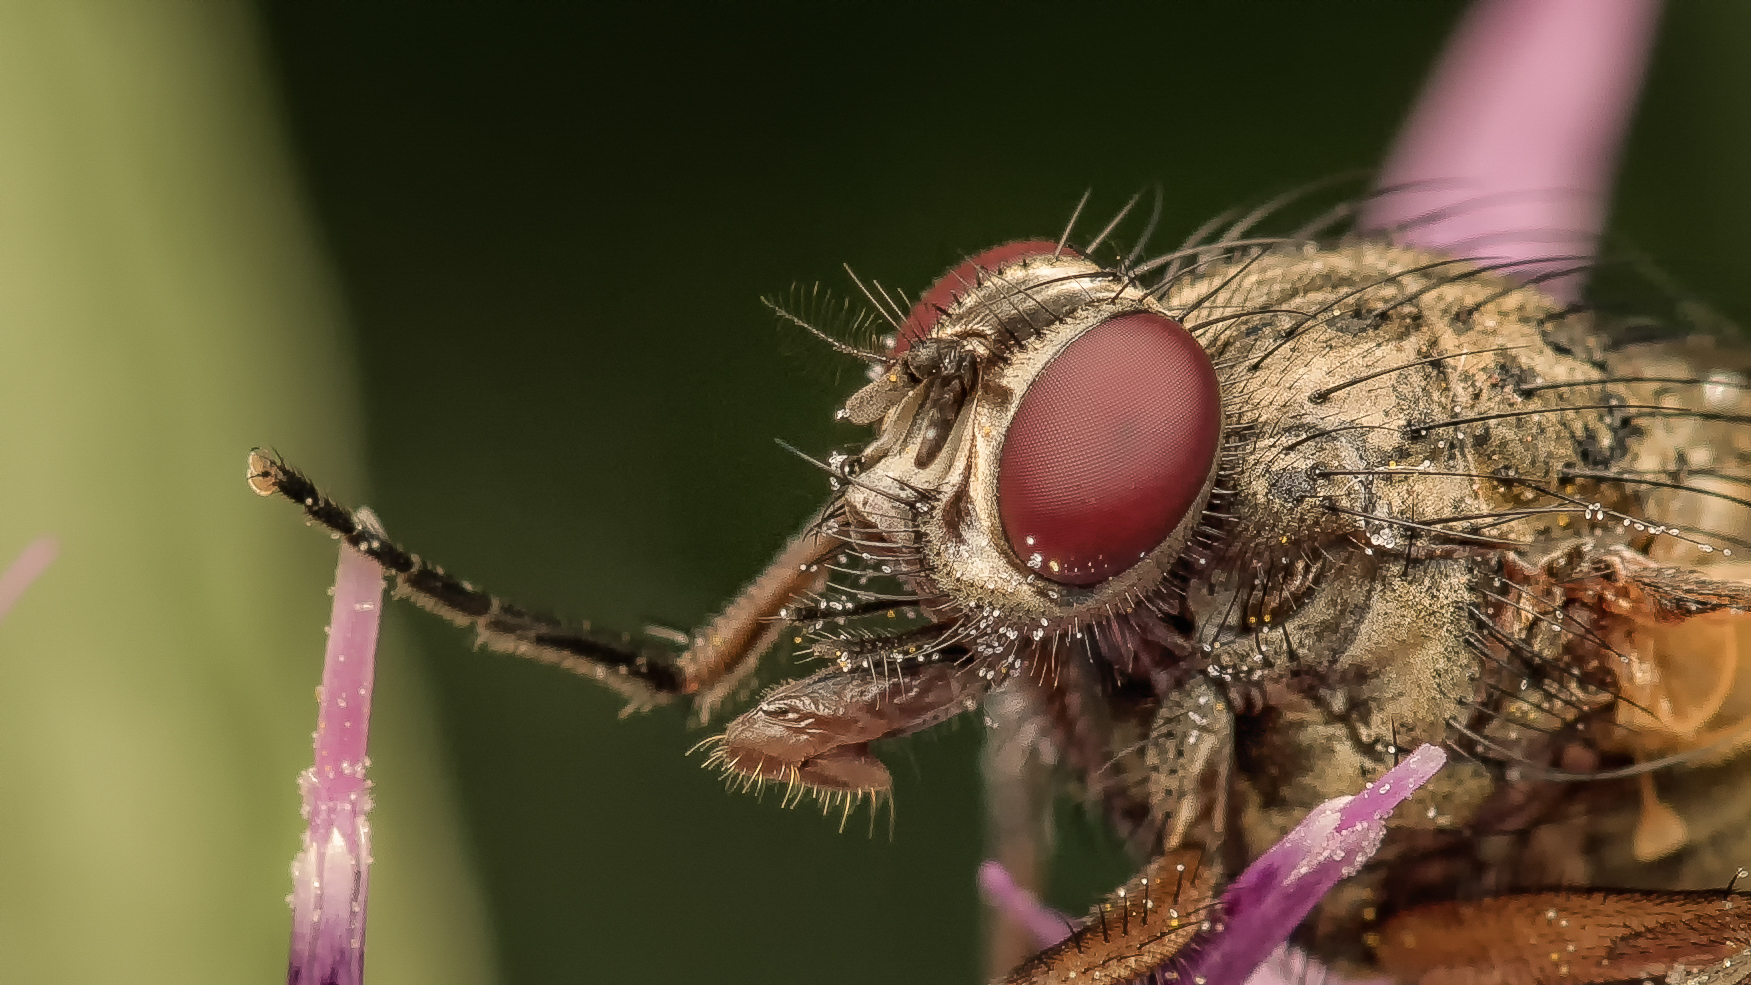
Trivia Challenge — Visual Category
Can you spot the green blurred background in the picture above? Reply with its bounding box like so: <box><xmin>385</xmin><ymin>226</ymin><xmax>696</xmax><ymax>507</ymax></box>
<box><xmin>0</xmin><ymin>3</ymin><xmax>1746</xmax><ymax>983</ymax></box>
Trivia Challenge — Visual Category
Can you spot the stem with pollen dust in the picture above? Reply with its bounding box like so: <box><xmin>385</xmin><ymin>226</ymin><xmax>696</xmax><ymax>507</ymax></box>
<box><xmin>287</xmin><ymin>515</ymin><xmax>386</xmax><ymax>985</ymax></box>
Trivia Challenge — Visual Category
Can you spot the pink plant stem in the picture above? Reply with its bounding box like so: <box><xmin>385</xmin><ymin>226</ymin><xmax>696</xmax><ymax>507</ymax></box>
<box><xmin>0</xmin><ymin>535</ymin><xmax>57</xmax><ymax>621</ymax></box>
<box><xmin>978</xmin><ymin>860</ymin><xmax>1073</xmax><ymax>952</ymax></box>
<box><xmin>1364</xmin><ymin>0</ymin><xmax>1663</xmax><ymax>304</ymax></box>
<box><xmin>1243</xmin><ymin>946</ymin><xmax>1383</xmax><ymax>985</ymax></box>
<box><xmin>287</xmin><ymin>536</ymin><xmax>384</xmax><ymax>985</ymax></box>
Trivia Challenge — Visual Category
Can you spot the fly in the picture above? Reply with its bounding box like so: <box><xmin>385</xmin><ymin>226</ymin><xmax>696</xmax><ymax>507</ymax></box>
<box><xmin>250</xmin><ymin>190</ymin><xmax>1751</xmax><ymax>984</ymax></box>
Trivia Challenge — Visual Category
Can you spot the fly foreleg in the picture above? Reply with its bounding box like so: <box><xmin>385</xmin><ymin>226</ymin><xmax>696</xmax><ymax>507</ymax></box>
<box><xmin>705</xmin><ymin>642</ymin><xmax>1000</xmax><ymax>822</ymax></box>
<box><xmin>246</xmin><ymin>449</ymin><xmax>837</xmax><ymax>712</ymax></box>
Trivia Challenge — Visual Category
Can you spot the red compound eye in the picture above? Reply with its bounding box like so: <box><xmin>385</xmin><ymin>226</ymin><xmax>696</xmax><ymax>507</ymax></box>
<box><xmin>896</xmin><ymin>240</ymin><xmax>1067</xmax><ymax>356</ymax></box>
<box><xmin>997</xmin><ymin>312</ymin><xmax>1220</xmax><ymax>586</ymax></box>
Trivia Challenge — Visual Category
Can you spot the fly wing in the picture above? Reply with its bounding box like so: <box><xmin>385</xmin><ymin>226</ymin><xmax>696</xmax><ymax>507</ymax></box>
<box><xmin>1568</xmin><ymin>553</ymin><xmax>1751</xmax><ymax>863</ymax></box>
<box><xmin>1569</xmin><ymin>334</ymin><xmax>1751</xmax><ymax>883</ymax></box>
<box><xmin>1374</xmin><ymin>889</ymin><xmax>1751</xmax><ymax>985</ymax></box>
<box><xmin>1600</xmin><ymin>558</ymin><xmax>1751</xmax><ymax>753</ymax></box>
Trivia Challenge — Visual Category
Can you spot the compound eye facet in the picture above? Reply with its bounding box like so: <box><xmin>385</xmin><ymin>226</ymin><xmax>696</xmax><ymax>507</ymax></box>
<box><xmin>896</xmin><ymin>240</ymin><xmax>1067</xmax><ymax>356</ymax></box>
<box><xmin>997</xmin><ymin>312</ymin><xmax>1221</xmax><ymax>586</ymax></box>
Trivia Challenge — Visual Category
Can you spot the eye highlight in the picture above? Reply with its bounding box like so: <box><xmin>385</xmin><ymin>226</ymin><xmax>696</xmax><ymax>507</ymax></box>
<box><xmin>996</xmin><ymin>312</ymin><xmax>1220</xmax><ymax>586</ymax></box>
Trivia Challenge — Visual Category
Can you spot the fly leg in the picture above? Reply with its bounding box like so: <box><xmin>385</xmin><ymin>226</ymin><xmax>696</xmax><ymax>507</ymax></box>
<box><xmin>983</xmin><ymin>683</ymin><xmax>1232</xmax><ymax>983</ymax></box>
<box><xmin>980</xmin><ymin>644</ymin><xmax>1161</xmax><ymax>976</ymax></box>
<box><xmin>247</xmin><ymin>449</ymin><xmax>837</xmax><ymax>713</ymax></box>
<box><xmin>994</xmin><ymin>848</ymin><xmax>1221</xmax><ymax>985</ymax></box>
<box><xmin>1144</xmin><ymin>676</ymin><xmax>1235</xmax><ymax>853</ymax></box>
<box><xmin>705</xmin><ymin>640</ymin><xmax>1002</xmax><ymax>822</ymax></box>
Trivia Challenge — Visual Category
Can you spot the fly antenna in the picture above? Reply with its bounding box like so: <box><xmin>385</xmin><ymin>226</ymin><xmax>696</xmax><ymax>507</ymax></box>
<box><xmin>762</xmin><ymin>297</ymin><xmax>887</xmax><ymax>364</ymax></box>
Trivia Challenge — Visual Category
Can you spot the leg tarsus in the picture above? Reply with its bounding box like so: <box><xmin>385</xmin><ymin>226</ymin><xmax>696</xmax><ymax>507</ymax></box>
<box><xmin>250</xmin><ymin>448</ymin><xmax>846</xmax><ymax>714</ymax></box>
<box><xmin>250</xmin><ymin>448</ymin><xmax>687</xmax><ymax>706</ymax></box>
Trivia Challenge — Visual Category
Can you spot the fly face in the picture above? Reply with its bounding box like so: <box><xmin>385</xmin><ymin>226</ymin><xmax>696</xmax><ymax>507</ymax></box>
<box><xmin>705</xmin><ymin>239</ymin><xmax>1229</xmax><ymax>817</ymax></box>
<box><xmin>835</xmin><ymin>246</ymin><xmax>1221</xmax><ymax>658</ymax></box>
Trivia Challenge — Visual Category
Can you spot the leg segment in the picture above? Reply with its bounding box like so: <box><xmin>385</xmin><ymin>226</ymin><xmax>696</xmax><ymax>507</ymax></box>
<box><xmin>995</xmin><ymin>848</ymin><xmax>1220</xmax><ymax>985</ymax></box>
<box><xmin>704</xmin><ymin>639</ymin><xmax>1002</xmax><ymax>825</ymax></box>
<box><xmin>247</xmin><ymin>449</ymin><xmax>836</xmax><ymax>712</ymax></box>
